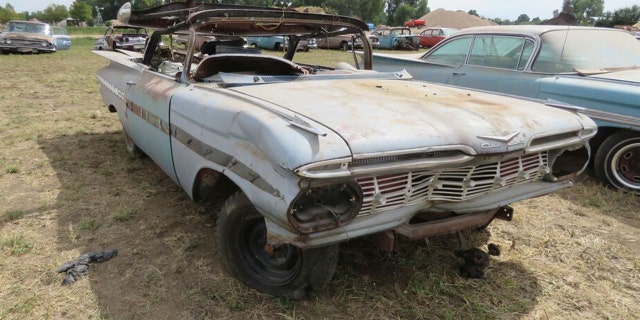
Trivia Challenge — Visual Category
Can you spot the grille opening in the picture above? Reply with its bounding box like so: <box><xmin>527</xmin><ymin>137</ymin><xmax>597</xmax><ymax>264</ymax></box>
<box><xmin>356</xmin><ymin>152</ymin><xmax>548</xmax><ymax>216</ymax></box>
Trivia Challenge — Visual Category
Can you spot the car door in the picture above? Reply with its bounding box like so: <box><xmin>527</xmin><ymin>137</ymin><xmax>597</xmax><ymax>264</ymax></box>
<box><xmin>448</xmin><ymin>35</ymin><xmax>541</xmax><ymax>97</ymax></box>
<box><xmin>125</xmin><ymin>66</ymin><xmax>185</xmax><ymax>183</ymax></box>
<box><xmin>412</xmin><ymin>36</ymin><xmax>473</xmax><ymax>84</ymax></box>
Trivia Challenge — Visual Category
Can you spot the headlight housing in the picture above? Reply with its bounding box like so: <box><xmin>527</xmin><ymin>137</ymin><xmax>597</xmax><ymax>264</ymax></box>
<box><xmin>288</xmin><ymin>182</ymin><xmax>362</xmax><ymax>233</ymax></box>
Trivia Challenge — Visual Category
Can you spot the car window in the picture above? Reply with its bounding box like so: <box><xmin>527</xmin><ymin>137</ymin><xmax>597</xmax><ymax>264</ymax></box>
<box><xmin>533</xmin><ymin>29</ymin><xmax>640</xmax><ymax>72</ymax></box>
<box><xmin>423</xmin><ymin>36</ymin><xmax>472</xmax><ymax>64</ymax></box>
<box><xmin>468</xmin><ymin>36</ymin><xmax>529</xmax><ymax>70</ymax></box>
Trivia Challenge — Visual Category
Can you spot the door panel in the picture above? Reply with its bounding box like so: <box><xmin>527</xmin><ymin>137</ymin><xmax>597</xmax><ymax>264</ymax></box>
<box><xmin>125</xmin><ymin>69</ymin><xmax>184</xmax><ymax>182</ymax></box>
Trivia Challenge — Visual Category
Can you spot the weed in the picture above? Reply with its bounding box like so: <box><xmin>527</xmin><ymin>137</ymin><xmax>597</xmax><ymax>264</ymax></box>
<box><xmin>5</xmin><ymin>166</ymin><xmax>19</xmax><ymax>174</ymax></box>
<box><xmin>5</xmin><ymin>210</ymin><xmax>25</xmax><ymax>221</ymax></box>
<box><xmin>78</xmin><ymin>219</ymin><xmax>101</xmax><ymax>231</ymax></box>
<box><xmin>0</xmin><ymin>234</ymin><xmax>34</xmax><ymax>255</ymax></box>
<box><xmin>112</xmin><ymin>208</ymin><xmax>135</xmax><ymax>222</ymax></box>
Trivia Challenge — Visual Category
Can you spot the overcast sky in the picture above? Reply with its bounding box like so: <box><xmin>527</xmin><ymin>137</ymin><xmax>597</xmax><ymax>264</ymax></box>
<box><xmin>2</xmin><ymin>0</ymin><xmax>639</xmax><ymax>20</ymax></box>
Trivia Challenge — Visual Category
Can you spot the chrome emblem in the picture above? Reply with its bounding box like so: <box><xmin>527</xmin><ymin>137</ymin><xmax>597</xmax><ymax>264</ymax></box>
<box><xmin>477</xmin><ymin>131</ymin><xmax>520</xmax><ymax>143</ymax></box>
<box><xmin>478</xmin><ymin>131</ymin><xmax>521</xmax><ymax>149</ymax></box>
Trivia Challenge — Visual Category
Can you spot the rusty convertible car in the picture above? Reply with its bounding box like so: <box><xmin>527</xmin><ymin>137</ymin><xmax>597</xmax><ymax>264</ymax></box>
<box><xmin>95</xmin><ymin>2</ymin><xmax>596</xmax><ymax>298</ymax></box>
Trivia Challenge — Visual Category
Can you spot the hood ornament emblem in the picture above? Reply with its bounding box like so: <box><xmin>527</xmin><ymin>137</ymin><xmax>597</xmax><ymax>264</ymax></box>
<box><xmin>477</xmin><ymin>131</ymin><xmax>520</xmax><ymax>143</ymax></box>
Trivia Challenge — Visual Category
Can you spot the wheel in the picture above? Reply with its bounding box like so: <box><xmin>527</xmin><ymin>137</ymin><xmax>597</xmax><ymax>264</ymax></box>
<box><xmin>594</xmin><ymin>130</ymin><xmax>640</xmax><ymax>194</ymax></box>
<box><xmin>216</xmin><ymin>192</ymin><xmax>339</xmax><ymax>299</ymax></box>
<box><xmin>123</xmin><ymin>129</ymin><xmax>144</xmax><ymax>158</ymax></box>
<box><xmin>274</xmin><ymin>42</ymin><xmax>282</xmax><ymax>51</ymax></box>
<box><xmin>340</xmin><ymin>41</ymin><xmax>349</xmax><ymax>51</ymax></box>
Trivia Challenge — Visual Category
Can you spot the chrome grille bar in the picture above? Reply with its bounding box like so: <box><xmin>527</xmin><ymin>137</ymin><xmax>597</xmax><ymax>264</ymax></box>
<box><xmin>356</xmin><ymin>152</ymin><xmax>548</xmax><ymax>216</ymax></box>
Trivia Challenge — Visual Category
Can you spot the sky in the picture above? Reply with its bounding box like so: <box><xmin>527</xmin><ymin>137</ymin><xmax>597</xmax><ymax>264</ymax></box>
<box><xmin>2</xmin><ymin>0</ymin><xmax>639</xmax><ymax>20</ymax></box>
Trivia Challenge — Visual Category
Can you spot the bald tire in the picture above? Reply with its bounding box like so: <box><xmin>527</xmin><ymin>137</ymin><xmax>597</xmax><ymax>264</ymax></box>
<box><xmin>216</xmin><ymin>191</ymin><xmax>339</xmax><ymax>299</ymax></box>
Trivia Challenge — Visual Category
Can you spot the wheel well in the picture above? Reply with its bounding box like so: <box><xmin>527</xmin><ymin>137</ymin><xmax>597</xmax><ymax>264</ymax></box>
<box><xmin>192</xmin><ymin>168</ymin><xmax>240</xmax><ymax>203</ymax></box>
<box><xmin>589</xmin><ymin>127</ymin><xmax>622</xmax><ymax>157</ymax></box>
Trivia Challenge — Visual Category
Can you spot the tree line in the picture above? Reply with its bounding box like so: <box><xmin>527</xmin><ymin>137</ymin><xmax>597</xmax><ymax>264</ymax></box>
<box><xmin>0</xmin><ymin>0</ymin><xmax>638</xmax><ymax>28</ymax></box>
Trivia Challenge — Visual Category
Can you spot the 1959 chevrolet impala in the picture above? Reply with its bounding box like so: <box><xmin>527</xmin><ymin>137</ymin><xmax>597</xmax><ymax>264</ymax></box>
<box><xmin>95</xmin><ymin>2</ymin><xmax>596</xmax><ymax>298</ymax></box>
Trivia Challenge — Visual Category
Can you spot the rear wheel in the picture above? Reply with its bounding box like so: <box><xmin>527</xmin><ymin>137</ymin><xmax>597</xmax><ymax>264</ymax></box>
<box><xmin>216</xmin><ymin>192</ymin><xmax>339</xmax><ymax>299</ymax></box>
<box><xmin>594</xmin><ymin>130</ymin><xmax>640</xmax><ymax>194</ymax></box>
<box><xmin>340</xmin><ymin>41</ymin><xmax>349</xmax><ymax>51</ymax></box>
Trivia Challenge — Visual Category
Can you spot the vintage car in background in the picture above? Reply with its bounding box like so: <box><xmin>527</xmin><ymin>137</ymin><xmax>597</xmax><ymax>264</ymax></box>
<box><xmin>418</xmin><ymin>27</ymin><xmax>457</xmax><ymax>47</ymax></box>
<box><xmin>52</xmin><ymin>26</ymin><xmax>71</xmax><ymax>50</ymax></box>
<box><xmin>94</xmin><ymin>25</ymin><xmax>148</xmax><ymax>51</ymax></box>
<box><xmin>95</xmin><ymin>2</ymin><xmax>596</xmax><ymax>298</ymax></box>
<box><xmin>405</xmin><ymin>18</ymin><xmax>426</xmax><ymax>28</ymax></box>
<box><xmin>372</xmin><ymin>25</ymin><xmax>640</xmax><ymax>194</ymax></box>
<box><xmin>246</xmin><ymin>35</ymin><xmax>316</xmax><ymax>51</ymax></box>
<box><xmin>315</xmin><ymin>34</ymin><xmax>363</xmax><ymax>50</ymax></box>
<box><xmin>368</xmin><ymin>27</ymin><xmax>420</xmax><ymax>50</ymax></box>
<box><xmin>0</xmin><ymin>20</ymin><xmax>58</xmax><ymax>53</ymax></box>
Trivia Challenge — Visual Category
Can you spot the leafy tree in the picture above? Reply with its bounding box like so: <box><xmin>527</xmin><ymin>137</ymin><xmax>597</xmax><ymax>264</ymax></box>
<box><xmin>467</xmin><ymin>10</ymin><xmax>479</xmax><ymax>17</ymax></box>
<box><xmin>357</xmin><ymin>0</ymin><xmax>386</xmax><ymax>25</ymax></box>
<box><xmin>70</xmin><ymin>1</ymin><xmax>92</xmax><ymax>23</ymax></box>
<box><xmin>562</xmin><ymin>0</ymin><xmax>574</xmax><ymax>13</ymax></box>
<box><xmin>595</xmin><ymin>5</ymin><xmax>640</xmax><ymax>27</ymax></box>
<box><xmin>573</xmin><ymin>0</ymin><xmax>603</xmax><ymax>25</ymax></box>
<box><xmin>41</xmin><ymin>4</ymin><xmax>69</xmax><ymax>24</ymax></box>
<box><xmin>0</xmin><ymin>4</ymin><xmax>22</xmax><ymax>24</ymax></box>
<box><xmin>515</xmin><ymin>13</ymin><xmax>530</xmax><ymax>24</ymax></box>
<box><xmin>386</xmin><ymin>0</ymin><xmax>423</xmax><ymax>26</ymax></box>
<box><xmin>393</xmin><ymin>3</ymin><xmax>415</xmax><ymax>26</ymax></box>
<box><xmin>531</xmin><ymin>17</ymin><xmax>542</xmax><ymax>24</ymax></box>
<box><xmin>414</xmin><ymin>0</ymin><xmax>428</xmax><ymax>19</ymax></box>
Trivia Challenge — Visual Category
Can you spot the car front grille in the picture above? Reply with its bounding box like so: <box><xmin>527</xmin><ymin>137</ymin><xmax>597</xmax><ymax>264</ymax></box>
<box><xmin>355</xmin><ymin>152</ymin><xmax>549</xmax><ymax>215</ymax></box>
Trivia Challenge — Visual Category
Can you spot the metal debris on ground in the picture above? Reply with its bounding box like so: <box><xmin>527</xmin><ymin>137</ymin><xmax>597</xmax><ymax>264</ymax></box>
<box><xmin>454</xmin><ymin>243</ymin><xmax>500</xmax><ymax>279</ymax></box>
<box><xmin>55</xmin><ymin>249</ymin><xmax>118</xmax><ymax>285</ymax></box>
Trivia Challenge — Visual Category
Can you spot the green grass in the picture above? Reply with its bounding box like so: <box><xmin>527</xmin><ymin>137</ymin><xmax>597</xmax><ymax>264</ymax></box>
<box><xmin>112</xmin><ymin>208</ymin><xmax>135</xmax><ymax>222</ymax></box>
<box><xmin>5</xmin><ymin>210</ymin><xmax>25</xmax><ymax>221</ymax></box>
<box><xmin>66</xmin><ymin>26</ymin><xmax>108</xmax><ymax>35</ymax></box>
<box><xmin>1</xmin><ymin>234</ymin><xmax>34</xmax><ymax>255</ymax></box>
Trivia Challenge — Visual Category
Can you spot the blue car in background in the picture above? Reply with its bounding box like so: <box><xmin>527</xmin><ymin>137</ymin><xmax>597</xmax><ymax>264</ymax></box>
<box><xmin>372</xmin><ymin>25</ymin><xmax>640</xmax><ymax>194</ymax></box>
<box><xmin>368</xmin><ymin>27</ymin><xmax>420</xmax><ymax>50</ymax></box>
<box><xmin>52</xmin><ymin>26</ymin><xmax>71</xmax><ymax>50</ymax></box>
<box><xmin>246</xmin><ymin>35</ymin><xmax>316</xmax><ymax>51</ymax></box>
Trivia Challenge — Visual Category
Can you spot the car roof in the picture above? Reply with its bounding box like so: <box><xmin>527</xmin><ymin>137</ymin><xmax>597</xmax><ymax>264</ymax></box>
<box><xmin>453</xmin><ymin>25</ymin><xmax>625</xmax><ymax>37</ymax></box>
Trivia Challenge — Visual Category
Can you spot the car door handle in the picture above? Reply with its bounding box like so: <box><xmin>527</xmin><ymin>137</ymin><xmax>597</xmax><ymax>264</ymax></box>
<box><xmin>452</xmin><ymin>72</ymin><xmax>466</xmax><ymax>76</ymax></box>
<box><xmin>126</xmin><ymin>80</ymin><xmax>136</xmax><ymax>86</ymax></box>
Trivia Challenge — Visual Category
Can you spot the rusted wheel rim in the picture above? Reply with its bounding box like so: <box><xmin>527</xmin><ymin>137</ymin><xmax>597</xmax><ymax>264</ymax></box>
<box><xmin>611</xmin><ymin>141</ymin><xmax>640</xmax><ymax>190</ymax></box>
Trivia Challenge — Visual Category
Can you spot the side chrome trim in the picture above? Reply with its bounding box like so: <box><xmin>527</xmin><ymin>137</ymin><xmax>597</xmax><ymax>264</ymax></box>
<box><xmin>123</xmin><ymin>99</ymin><xmax>280</xmax><ymax>197</ymax></box>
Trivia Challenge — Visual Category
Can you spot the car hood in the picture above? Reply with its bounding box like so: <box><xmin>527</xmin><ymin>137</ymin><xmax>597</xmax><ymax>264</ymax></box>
<box><xmin>231</xmin><ymin>78</ymin><xmax>589</xmax><ymax>156</ymax></box>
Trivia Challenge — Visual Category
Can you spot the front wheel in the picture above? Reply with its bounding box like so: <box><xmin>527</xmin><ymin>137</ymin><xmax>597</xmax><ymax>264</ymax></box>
<box><xmin>594</xmin><ymin>130</ymin><xmax>640</xmax><ymax>194</ymax></box>
<box><xmin>216</xmin><ymin>192</ymin><xmax>339</xmax><ymax>299</ymax></box>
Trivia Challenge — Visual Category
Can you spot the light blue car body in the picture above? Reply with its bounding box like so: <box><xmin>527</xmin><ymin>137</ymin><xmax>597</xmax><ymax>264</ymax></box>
<box><xmin>372</xmin><ymin>25</ymin><xmax>640</xmax><ymax>193</ymax></box>
<box><xmin>52</xmin><ymin>26</ymin><xmax>71</xmax><ymax>50</ymax></box>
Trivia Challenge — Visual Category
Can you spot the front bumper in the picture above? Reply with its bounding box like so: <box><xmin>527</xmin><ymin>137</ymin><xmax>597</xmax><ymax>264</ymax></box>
<box><xmin>266</xmin><ymin>179</ymin><xmax>572</xmax><ymax>249</ymax></box>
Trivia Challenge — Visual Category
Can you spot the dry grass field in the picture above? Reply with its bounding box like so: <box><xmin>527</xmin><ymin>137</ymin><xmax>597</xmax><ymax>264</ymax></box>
<box><xmin>1</xmin><ymin>38</ymin><xmax>639</xmax><ymax>320</ymax></box>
